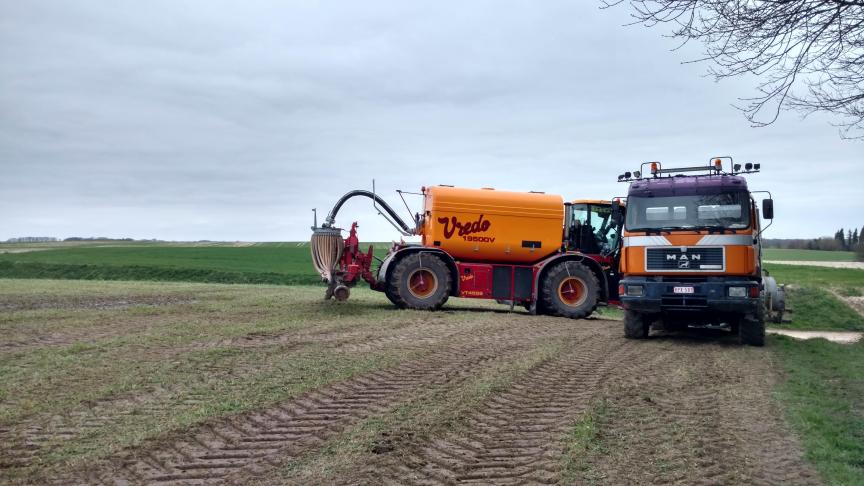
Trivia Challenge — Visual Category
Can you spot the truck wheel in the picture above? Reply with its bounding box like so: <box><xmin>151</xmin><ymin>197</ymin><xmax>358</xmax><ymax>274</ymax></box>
<box><xmin>541</xmin><ymin>261</ymin><xmax>599</xmax><ymax>319</ymax></box>
<box><xmin>389</xmin><ymin>253</ymin><xmax>451</xmax><ymax>310</ymax></box>
<box><xmin>738</xmin><ymin>311</ymin><xmax>766</xmax><ymax>346</ymax></box>
<box><xmin>624</xmin><ymin>310</ymin><xmax>651</xmax><ymax>339</ymax></box>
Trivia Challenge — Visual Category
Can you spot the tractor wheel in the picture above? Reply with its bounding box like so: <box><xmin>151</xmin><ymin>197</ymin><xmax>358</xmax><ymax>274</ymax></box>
<box><xmin>541</xmin><ymin>261</ymin><xmax>599</xmax><ymax>319</ymax></box>
<box><xmin>738</xmin><ymin>308</ymin><xmax>766</xmax><ymax>347</ymax></box>
<box><xmin>624</xmin><ymin>310</ymin><xmax>651</xmax><ymax>339</ymax></box>
<box><xmin>384</xmin><ymin>288</ymin><xmax>404</xmax><ymax>308</ymax></box>
<box><xmin>389</xmin><ymin>253</ymin><xmax>451</xmax><ymax>310</ymax></box>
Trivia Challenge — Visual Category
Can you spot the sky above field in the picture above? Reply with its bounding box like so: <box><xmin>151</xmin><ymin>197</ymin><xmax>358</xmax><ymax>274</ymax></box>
<box><xmin>1</xmin><ymin>1</ymin><xmax>862</xmax><ymax>242</ymax></box>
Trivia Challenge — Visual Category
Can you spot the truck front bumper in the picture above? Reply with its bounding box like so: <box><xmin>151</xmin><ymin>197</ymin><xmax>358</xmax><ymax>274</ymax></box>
<box><xmin>619</xmin><ymin>276</ymin><xmax>760</xmax><ymax>314</ymax></box>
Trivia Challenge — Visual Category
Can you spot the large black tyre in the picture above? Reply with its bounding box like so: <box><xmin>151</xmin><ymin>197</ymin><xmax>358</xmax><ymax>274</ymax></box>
<box><xmin>388</xmin><ymin>253</ymin><xmax>451</xmax><ymax>310</ymax></box>
<box><xmin>384</xmin><ymin>287</ymin><xmax>404</xmax><ymax>308</ymax></box>
<box><xmin>541</xmin><ymin>261</ymin><xmax>600</xmax><ymax>319</ymax></box>
<box><xmin>739</xmin><ymin>307</ymin><xmax>766</xmax><ymax>346</ymax></box>
<box><xmin>624</xmin><ymin>310</ymin><xmax>651</xmax><ymax>339</ymax></box>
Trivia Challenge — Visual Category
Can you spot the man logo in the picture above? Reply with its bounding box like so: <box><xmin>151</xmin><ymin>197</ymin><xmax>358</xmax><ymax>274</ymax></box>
<box><xmin>665</xmin><ymin>249</ymin><xmax>700</xmax><ymax>269</ymax></box>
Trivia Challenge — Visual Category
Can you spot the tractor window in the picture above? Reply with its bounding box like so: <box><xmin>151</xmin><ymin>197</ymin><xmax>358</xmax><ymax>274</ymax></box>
<box><xmin>589</xmin><ymin>204</ymin><xmax>619</xmax><ymax>255</ymax></box>
<box><xmin>571</xmin><ymin>204</ymin><xmax>589</xmax><ymax>227</ymax></box>
<box><xmin>568</xmin><ymin>203</ymin><xmax>619</xmax><ymax>255</ymax></box>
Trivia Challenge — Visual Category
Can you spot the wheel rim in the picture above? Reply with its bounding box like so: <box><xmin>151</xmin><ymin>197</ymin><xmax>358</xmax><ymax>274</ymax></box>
<box><xmin>558</xmin><ymin>277</ymin><xmax>587</xmax><ymax>307</ymax></box>
<box><xmin>408</xmin><ymin>268</ymin><xmax>438</xmax><ymax>299</ymax></box>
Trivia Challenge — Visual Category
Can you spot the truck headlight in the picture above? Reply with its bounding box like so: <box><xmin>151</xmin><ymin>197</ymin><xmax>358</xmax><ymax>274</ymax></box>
<box><xmin>627</xmin><ymin>285</ymin><xmax>644</xmax><ymax>297</ymax></box>
<box><xmin>728</xmin><ymin>287</ymin><xmax>747</xmax><ymax>298</ymax></box>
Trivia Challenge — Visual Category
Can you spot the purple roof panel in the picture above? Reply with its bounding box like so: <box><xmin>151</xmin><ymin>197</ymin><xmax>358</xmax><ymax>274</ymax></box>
<box><xmin>628</xmin><ymin>175</ymin><xmax>748</xmax><ymax>197</ymax></box>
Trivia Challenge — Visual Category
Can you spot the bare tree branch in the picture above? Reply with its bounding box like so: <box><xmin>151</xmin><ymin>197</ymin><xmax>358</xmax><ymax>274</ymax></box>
<box><xmin>602</xmin><ymin>0</ymin><xmax>864</xmax><ymax>138</ymax></box>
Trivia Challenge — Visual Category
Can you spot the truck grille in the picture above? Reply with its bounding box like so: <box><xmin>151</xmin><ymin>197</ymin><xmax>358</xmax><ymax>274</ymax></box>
<box><xmin>646</xmin><ymin>247</ymin><xmax>724</xmax><ymax>271</ymax></box>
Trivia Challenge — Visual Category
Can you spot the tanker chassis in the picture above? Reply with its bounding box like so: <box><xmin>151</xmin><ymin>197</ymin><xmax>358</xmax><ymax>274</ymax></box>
<box><xmin>616</xmin><ymin>159</ymin><xmax>784</xmax><ymax>345</ymax></box>
<box><xmin>311</xmin><ymin>185</ymin><xmax>625</xmax><ymax>319</ymax></box>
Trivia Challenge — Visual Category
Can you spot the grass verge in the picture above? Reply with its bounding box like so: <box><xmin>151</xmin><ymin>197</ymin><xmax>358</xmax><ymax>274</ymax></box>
<box><xmin>771</xmin><ymin>336</ymin><xmax>864</xmax><ymax>484</ymax></box>
<box><xmin>782</xmin><ymin>287</ymin><xmax>864</xmax><ymax>331</ymax></box>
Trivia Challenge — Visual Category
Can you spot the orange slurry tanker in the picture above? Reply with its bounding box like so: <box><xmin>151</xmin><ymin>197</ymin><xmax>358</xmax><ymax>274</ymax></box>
<box><xmin>616</xmin><ymin>158</ymin><xmax>784</xmax><ymax>346</ymax></box>
<box><xmin>310</xmin><ymin>185</ymin><xmax>625</xmax><ymax>318</ymax></box>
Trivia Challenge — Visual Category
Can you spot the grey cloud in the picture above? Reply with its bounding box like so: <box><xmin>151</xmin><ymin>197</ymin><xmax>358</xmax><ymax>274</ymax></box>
<box><xmin>1</xmin><ymin>0</ymin><xmax>862</xmax><ymax>241</ymax></box>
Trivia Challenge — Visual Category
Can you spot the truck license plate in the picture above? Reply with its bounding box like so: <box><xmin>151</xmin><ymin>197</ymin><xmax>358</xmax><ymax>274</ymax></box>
<box><xmin>673</xmin><ymin>286</ymin><xmax>695</xmax><ymax>294</ymax></box>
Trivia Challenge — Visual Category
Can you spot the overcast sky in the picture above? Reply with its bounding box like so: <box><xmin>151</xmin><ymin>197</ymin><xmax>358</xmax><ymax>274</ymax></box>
<box><xmin>1</xmin><ymin>1</ymin><xmax>861</xmax><ymax>242</ymax></box>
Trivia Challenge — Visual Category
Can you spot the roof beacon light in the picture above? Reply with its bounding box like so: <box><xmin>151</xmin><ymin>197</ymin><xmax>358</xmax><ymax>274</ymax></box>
<box><xmin>620</xmin><ymin>157</ymin><xmax>761</xmax><ymax>183</ymax></box>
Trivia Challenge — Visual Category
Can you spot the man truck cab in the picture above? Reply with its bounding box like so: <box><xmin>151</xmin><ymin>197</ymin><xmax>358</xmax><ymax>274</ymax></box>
<box><xmin>616</xmin><ymin>159</ymin><xmax>782</xmax><ymax>346</ymax></box>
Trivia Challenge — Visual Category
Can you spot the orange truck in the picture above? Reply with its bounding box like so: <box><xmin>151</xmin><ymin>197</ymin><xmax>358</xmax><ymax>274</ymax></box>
<box><xmin>310</xmin><ymin>186</ymin><xmax>625</xmax><ymax>318</ymax></box>
<box><xmin>616</xmin><ymin>158</ymin><xmax>783</xmax><ymax>345</ymax></box>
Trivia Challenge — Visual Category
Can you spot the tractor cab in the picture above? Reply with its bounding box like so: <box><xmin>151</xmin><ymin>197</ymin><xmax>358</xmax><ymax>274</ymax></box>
<box><xmin>566</xmin><ymin>199</ymin><xmax>624</xmax><ymax>257</ymax></box>
<box><xmin>566</xmin><ymin>199</ymin><xmax>625</xmax><ymax>303</ymax></box>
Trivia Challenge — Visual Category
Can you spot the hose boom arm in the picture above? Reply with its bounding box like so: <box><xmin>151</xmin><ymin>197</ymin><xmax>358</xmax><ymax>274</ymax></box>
<box><xmin>323</xmin><ymin>190</ymin><xmax>415</xmax><ymax>236</ymax></box>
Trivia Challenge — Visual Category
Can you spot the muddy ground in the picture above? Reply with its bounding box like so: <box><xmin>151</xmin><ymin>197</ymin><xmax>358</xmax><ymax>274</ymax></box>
<box><xmin>0</xmin><ymin>281</ymin><xmax>819</xmax><ymax>485</ymax></box>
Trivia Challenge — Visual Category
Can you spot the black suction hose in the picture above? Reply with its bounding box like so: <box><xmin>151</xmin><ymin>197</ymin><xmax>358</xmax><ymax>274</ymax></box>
<box><xmin>323</xmin><ymin>190</ymin><xmax>414</xmax><ymax>235</ymax></box>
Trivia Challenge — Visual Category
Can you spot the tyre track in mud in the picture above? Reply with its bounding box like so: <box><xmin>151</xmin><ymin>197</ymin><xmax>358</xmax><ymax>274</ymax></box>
<box><xmin>571</xmin><ymin>337</ymin><xmax>820</xmax><ymax>486</ymax></box>
<box><xmin>56</xmin><ymin>323</ymin><xmax>570</xmax><ymax>486</ymax></box>
<box><xmin>358</xmin><ymin>329</ymin><xmax>643</xmax><ymax>486</ymax></box>
<box><xmin>0</xmin><ymin>297</ymin><xmax>197</xmax><ymax>353</ymax></box>
<box><xmin>0</xmin><ymin>316</ymin><xmax>505</xmax><ymax>473</ymax></box>
<box><xmin>332</xmin><ymin>331</ymin><xmax>818</xmax><ymax>486</ymax></box>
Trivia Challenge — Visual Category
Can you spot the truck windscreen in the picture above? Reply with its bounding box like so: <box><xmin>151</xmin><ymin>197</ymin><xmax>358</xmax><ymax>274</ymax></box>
<box><xmin>625</xmin><ymin>191</ymin><xmax>750</xmax><ymax>232</ymax></box>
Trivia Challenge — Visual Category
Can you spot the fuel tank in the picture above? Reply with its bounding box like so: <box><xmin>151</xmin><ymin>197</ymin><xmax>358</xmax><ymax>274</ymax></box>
<box><xmin>420</xmin><ymin>186</ymin><xmax>564</xmax><ymax>263</ymax></box>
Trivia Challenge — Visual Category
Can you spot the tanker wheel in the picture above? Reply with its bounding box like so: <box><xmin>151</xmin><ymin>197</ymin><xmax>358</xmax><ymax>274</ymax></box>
<box><xmin>389</xmin><ymin>253</ymin><xmax>451</xmax><ymax>310</ymax></box>
<box><xmin>541</xmin><ymin>261</ymin><xmax>599</xmax><ymax>319</ymax></box>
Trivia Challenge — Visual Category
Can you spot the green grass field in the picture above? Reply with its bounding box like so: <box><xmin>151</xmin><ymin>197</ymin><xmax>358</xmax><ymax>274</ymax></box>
<box><xmin>0</xmin><ymin>241</ymin><xmax>399</xmax><ymax>286</ymax></box>
<box><xmin>763</xmin><ymin>248</ymin><xmax>856</xmax><ymax>261</ymax></box>
<box><xmin>0</xmin><ymin>242</ymin><xmax>326</xmax><ymax>285</ymax></box>
<box><xmin>1</xmin><ymin>243</ymin><xmax>861</xmax><ymax>332</ymax></box>
<box><xmin>764</xmin><ymin>262</ymin><xmax>864</xmax><ymax>288</ymax></box>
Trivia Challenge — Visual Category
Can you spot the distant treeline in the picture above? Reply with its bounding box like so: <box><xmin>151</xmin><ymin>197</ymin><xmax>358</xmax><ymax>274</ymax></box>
<box><xmin>765</xmin><ymin>226</ymin><xmax>864</xmax><ymax>261</ymax></box>
<box><xmin>4</xmin><ymin>237</ymin><xmax>163</xmax><ymax>243</ymax></box>
<box><xmin>63</xmin><ymin>237</ymin><xmax>137</xmax><ymax>242</ymax></box>
<box><xmin>4</xmin><ymin>237</ymin><xmax>60</xmax><ymax>243</ymax></box>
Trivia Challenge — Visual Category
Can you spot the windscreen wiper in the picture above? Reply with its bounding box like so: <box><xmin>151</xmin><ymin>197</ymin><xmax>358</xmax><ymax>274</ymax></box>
<box><xmin>695</xmin><ymin>225</ymin><xmax>729</xmax><ymax>234</ymax></box>
<box><xmin>635</xmin><ymin>226</ymin><xmax>694</xmax><ymax>235</ymax></box>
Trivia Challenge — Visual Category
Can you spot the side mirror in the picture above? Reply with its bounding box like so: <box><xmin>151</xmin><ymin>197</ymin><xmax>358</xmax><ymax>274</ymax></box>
<box><xmin>762</xmin><ymin>198</ymin><xmax>774</xmax><ymax>220</ymax></box>
<box><xmin>611</xmin><ymin>201</ymin><xmax>624</xmax><ymax>226</ymax></box>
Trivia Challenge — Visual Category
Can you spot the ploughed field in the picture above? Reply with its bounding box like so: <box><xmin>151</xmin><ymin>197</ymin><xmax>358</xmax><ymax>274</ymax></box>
<box><xmin>0</xmin><ymin>280</ymin><xmax>819</xmax><ymax>485</ymax></box>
